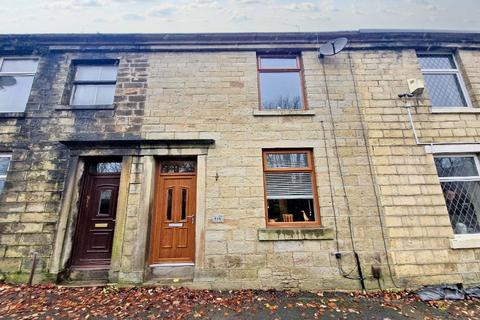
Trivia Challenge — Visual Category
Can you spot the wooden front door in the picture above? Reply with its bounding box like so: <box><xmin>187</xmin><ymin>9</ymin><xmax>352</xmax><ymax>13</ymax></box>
<box><xmin>150</xmin><ymin>160</ymin><xmax>197</xmax><ymax>264</ymax></box>
<box><xmin>70</xmin><ymin>161</ymin><xmax>121</xmax><ymax>268</ymax></box>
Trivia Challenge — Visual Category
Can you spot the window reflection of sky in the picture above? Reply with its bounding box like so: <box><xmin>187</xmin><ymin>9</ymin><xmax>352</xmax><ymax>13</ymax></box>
<box><xmin>260</xmin><ymin>72</ymin><xmax>302</xmax><ymax>109</ymax></box>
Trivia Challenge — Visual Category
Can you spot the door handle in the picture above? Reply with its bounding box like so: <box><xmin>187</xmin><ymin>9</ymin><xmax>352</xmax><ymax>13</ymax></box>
<box><xmin>186</xmin><ymin>215</ymin><xmax>195</xmax><ymax>224</ymax></box>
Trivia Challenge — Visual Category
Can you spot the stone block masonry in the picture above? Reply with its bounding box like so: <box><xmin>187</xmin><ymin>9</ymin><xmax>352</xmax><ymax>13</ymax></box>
<box><xmin>0</xmin><ymin>32</ymin><xmax>480</xmax><ymax>290</ymax></box>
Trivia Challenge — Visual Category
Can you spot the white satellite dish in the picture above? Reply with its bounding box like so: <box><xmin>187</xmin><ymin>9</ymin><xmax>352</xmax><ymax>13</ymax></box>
<box><xmin>318</xmin><ymin>37</ymin><xmax>348</xmax><ymax>58</ymax></box>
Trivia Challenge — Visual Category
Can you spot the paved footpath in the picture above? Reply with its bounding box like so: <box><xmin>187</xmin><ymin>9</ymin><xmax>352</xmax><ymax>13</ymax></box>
<box><xmin>0</xmin><ymin>284</ymin><xmax>479</xmax><ymax>319</ymax></box>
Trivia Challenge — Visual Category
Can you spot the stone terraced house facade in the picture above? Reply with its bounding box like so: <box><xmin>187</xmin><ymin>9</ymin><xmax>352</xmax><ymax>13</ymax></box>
<box><xmin>0</xmin><ymin>31</ymin><xmax>480</xmax><ymax>290</ymax></box>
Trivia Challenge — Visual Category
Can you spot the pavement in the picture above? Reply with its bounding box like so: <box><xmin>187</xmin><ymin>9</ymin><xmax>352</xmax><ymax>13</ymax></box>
<box><xmin>0</xmin><ymin>283</ymin><xmax>479</xmax><ymax>319</ymax></box>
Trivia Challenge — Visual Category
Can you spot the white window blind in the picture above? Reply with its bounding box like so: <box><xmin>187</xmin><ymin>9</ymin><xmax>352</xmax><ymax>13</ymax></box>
<box><xmin>265</xmin><ymin>172</ymin><xmax>313</xmax><ymax>199</ymax></box>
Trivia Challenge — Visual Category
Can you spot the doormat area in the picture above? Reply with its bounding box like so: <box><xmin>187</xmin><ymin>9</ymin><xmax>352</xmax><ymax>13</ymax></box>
<box><xmin>0</xmin><ymin>283</ymin><xmax>479</xmax><ymax>319</ymax></box>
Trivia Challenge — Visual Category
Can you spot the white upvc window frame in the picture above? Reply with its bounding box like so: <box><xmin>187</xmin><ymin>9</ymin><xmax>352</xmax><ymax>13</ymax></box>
<box><xmin>0</xmin><ymin>57</ymin><xmax>39</xmax><ymax>112</ymax></box>
<box><xmin>0</xmin><ymin>154</ymin><xmax>11</xmax><ymax>194</ymax></box>
<box><xmin>417</xmin><ymin>52</ymin><xmax>473</xmax><ymax>110</ymax></box>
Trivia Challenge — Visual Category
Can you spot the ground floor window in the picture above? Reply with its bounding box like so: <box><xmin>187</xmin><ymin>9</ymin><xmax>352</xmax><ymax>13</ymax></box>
<box><xmin>0</xmin><ymin>154</ymin><xmax>11</xmax><ymax>194</ymax></box>
<box><xmin>434</xmin><ymin>155</ymin><xmax>480</xmax><ymax>234</ymax></box>
<box><xmin>263</xmin><ymin>149</ymin><xmax>319</xmax><ymax>226</ymax></box>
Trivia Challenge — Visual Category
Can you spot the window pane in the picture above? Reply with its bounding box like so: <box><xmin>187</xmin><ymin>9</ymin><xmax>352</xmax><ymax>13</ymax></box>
<box><xmin>166</xmin><ymin>188</ymin><xmax>173</xmax><ymax>221</ymax></box>
<box><xmin>95</xmin><ymin>162</ymin><xmax>122</xmax><ymax>173</ymax></box>
<box><xmin>424</xmin><ymin>74</ymin><xmax>467</xmax><ymax>107</ymax></box>
<box><xmin>267</xmin><ymin>199</ymin><xmax>315</xmax><ymax>222</ymax></box>
<box><xmin>265</xmin><ymin>172</ymin><xmax>313</xmax><ymax>199</ymax></box>
<box><xmin>440</xmin><ymin>181</ymin><xmax>480</xmax><ymax>234</ymax></box>
<box><xmin>260</xmin><ymin>57</ymin><xmax>298</xmax><ymax>69</ymax></box>
<box><xmin>72</xmin><ymin>84</ymin><xmax>115</xmax><ymax>105</ymax></box>
<box><xmin>0</xmin><ymin>157</ymin><xmax>10</xmax><ymax>176</ymax></box>
<box><xmin>1</xmin><ymin>59</ymin><xmax>38</xmax><ymax>73</ymax></box>
<box><xmin>260</xmin><ymin>72</ymin><xmax>303</xmax><ymax>110</ymax></box>
<box><xmin>0</xmin><ymin>75</ymin><xmax>34</xmax><ymax>112</ymax></box>
<box><xmin>434</xmin><ymin>157</ymin><xmax>478</xmax><ymax>177</ymax></box>
<box><xmin>181</xmin><ymin>189</ymin><xmax>187</xmax><ymax>220</ymax></box>
<box><xmin>95</xmin><ymin>85</ymin><xmax>116</xmax><ymax>105</ymax></box>
<box><xmin>98</xmin><ymin>189</ymin><xmax>112</xmax><ymax>215</ymax></box>
<box><xmin>161</xmin><ymin>160</ymin><xmax>196</xmax><ymax>173</ymax></box>
<box><xmin>266</xmin><ymin>152</ymin><xmax>308</xmax><ymax>169</ymax></box>
<box><xmin>418</xmin><ymin>55</ymin><xmax>456</xmax><ymax>69</ymax></box>
<box><xmin>75</xmin><ymin>65</ymin><xmax>118</xmax><ymax>81</ymax></box>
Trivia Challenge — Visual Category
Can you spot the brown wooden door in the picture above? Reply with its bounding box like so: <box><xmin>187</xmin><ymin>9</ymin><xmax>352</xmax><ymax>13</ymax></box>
<box><xmin>71</xmin><ymin>167</ymin><xmax>120</xmax><ymax>268</ymax></box>
<box><xmin>150</xmin><ymin>162</ymin><xmax>196</xmax><ymax>264</ymax></box>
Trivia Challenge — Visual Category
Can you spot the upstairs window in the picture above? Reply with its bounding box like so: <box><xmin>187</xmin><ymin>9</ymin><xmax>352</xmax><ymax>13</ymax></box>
<box><xmin>257</xmin><ymin>55</ymin><xmax>306</xmax><ymax>110</ymax></box>
<box><xmin>434</xmin><ymin>155</ymin><xmax>480</xmax><ymax>234</ymax></box>
<box><xmin>0</xmin><ymin>58</ymin><xmax>38</xmax><ymax>112</ymax></box>
<box><xmin>418</xmin><ymin>53</ymin><xmax>471</xmax><ymax>108</ymax></box>
<box><xmin>263</xmin><ymin>150</ymin><xmax>319</xmax><ymax>226</ymax></box>
<box><xmin>0</xmin><ymin>155</ymin><xmax>11</xmax><ymax>194</ymax></box>
<box><xmin>71</xmin><ymin>62</ymin><xmax>118</xmax><ymax>106</ymax></box>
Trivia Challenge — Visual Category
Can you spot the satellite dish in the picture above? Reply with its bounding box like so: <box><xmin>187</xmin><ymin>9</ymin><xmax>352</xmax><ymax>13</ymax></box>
<box><xmin>319</xmin><ymin>37</ymin><xmax>348</xmax><ymax>58</ymax></box>
<box><xmin>0</xmin><ymin>76</ymin><xmax>17</xmax><ymax>90</ymax></box>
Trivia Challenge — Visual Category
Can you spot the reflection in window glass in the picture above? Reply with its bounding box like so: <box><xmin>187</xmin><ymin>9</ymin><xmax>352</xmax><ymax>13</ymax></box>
<box><xmin>161</xmin><ymin>160</ymin><xmax>196</xmax><ymax>173</ymax></box>
<box><xmin>166</xmin><ymin>188</ymin><xmax>173</xmax><ymax>220</ymax></box>
<box><xmin>434</xmin><ymin>157</ymin><xmax>478</xmax><ymax>177</ymax></box>
<box><xmin>95</xmin><ymin>162</ymin><xmax>122</xmax><ymax>173</ymax></box>
<box><xmin>418</xmin><ymin>55</ymin><xmax>455</xmax><ymax>70</ymax></box>
<box><xmin>181</xmin><ymin>189</ymin><xmax>187</xmax><ymax>220</ymax></box>
<box><xmin>75</xmin><ymin>65</ymin><xmax>118</xmax><ymax>81</ymax></box>
<box><xmin>0</xmin><ymin>155</ymin><xmax>10</xmax><ymax>195</ymax></box>
<box><xmin>0</xmin><ymin>157</ymin><xmax>10</xmax><ymax>175</ymax></box>
<box><xmin>423</xmin><ymin>74</ymin><xmax>467</xmax><ymax>107</ymax></box>
<box><xmin>1</xmin><ymin>59</ymin><xmax>38</xmax><ymax>73</ymax></box>
<box><xmin>417</xmin><ymin>53</ymin><xmax>469</xmax><ymax>108</ymax></box>
<box><xmin>72</xmin><ymin>84</ymin><xmax>116</xmax><ymax>106</ymax></box>
<box><xmin>259</xmin><ymin>72</ymin><xmax>303</xmax><ymax>109</ymax></box>
<box><xmin>0</xmin><ymin>76</ymin><xmax>35</xmax><ymax>112</ymax></box>
<box><xmin>266</xmin><ymin>153</ymin><xmax>308</xmax><ymax>169</ymax></box>
<box><xmin>98</xmin><ymin>189</ymin><xmax>112</xmax><ymax>214</ymax></box>
<box><xmin>260</xmin><ymin>57</ymin><xmax>298</xmax><ymax>69</ymax></box>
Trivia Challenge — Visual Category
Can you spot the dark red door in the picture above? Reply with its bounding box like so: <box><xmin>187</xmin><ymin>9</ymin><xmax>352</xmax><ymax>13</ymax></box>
<box><xmin>71</xmin><ymin>163</ymin><xmax>121</xmax><ymax>268</ymax></box>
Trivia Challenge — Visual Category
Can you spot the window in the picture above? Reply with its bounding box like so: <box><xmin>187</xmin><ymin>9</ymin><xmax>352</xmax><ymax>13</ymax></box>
<box><xmin>417</xmin><ymin>53</ymin><xmax>471</xmax><ymax>108</ymax></box>
<box><xmin>434</xmin><ymin>155</ymin><xmax>480</xmax><ymax>234</ymax></box>
<box><xmin>70</xmin><ymin>62</ymin><xmax>118</xmax><ymax>106</ymax></box>
<box><xmin>0</xmin><ymin>155</ymin><xmax>11</xmax><ymax>194</ymax></box>
<box><xmin>257</xmin><ymin>55</ymin><xmax>306</xmax><ymax>110</ymax></box>
<box><xmin>0</xmin><ymin>58</ymin><xmax>38</xmax><ymax>112</ymax></box>
<box><xmin>263</xmin><ymin>150</ymin><xmax>319</xmax><ymax>226</ymax></box>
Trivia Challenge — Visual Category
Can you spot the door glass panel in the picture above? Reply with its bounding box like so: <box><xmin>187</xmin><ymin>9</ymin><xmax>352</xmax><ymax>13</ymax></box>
<box><xmin>98</xmin><ymin>189</ymin><xmax>112</xmax><ymax>214</ymax></box>
<box><xmin>181</xmin><ymin>188</ymin><xmax>187</xmax><ymax>220</ymax></box>
<box><xmin>166</xmin><ymin>188</ymin><xmax>173</xmax><ymax>221</ymax></box>
<box><xmin>94</xmin><ymin>162</ymin><xmax>122</xmax><ymax>173</ymax></box>
<box><xmin>161</xmin><ymin>160</ymin><xmax>196</xmax><ymax>173</ymax></box>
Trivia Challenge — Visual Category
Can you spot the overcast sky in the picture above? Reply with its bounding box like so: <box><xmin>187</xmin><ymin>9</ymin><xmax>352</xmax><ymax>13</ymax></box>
<box><xmin>0</xmin><ymin>0</ymin><xmax>479</xmax><ymax>34</ymax></box>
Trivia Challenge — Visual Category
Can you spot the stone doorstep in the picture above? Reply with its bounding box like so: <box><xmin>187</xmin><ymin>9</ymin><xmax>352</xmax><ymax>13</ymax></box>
<box><xmin>149</xmin><ymin>265</ymin><xmax>194</xmax><ymax>281</ymax></box>
<box><xmin>68</xmin><ymin>268</ymin><xmax>110</xmax><ymax>282</ymax></box>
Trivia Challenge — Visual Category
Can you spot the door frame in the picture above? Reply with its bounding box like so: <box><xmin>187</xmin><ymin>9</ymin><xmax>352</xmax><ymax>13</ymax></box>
<box><xmin>149</xmin><ymin>157</ymin><xmax>198</xmax><ymax>265</ymax></box>
<box><xmin>69</xmin><ymin>158</ymin><xmax>122</xmax><ymax>269</ymax></box>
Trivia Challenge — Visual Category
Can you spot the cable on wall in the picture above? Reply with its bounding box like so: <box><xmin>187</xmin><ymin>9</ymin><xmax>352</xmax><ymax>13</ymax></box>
<box><xmin>346</xmin><ymin>52</ymin><xmax>403</xmax><ymax>289</ymax></box>
<box><xmin>321</xmin><ymin>57</ymin><xmax>365</xmax><ymax>287</ymax></box>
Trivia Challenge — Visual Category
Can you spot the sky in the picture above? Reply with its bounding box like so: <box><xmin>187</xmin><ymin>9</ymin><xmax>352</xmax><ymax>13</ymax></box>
<box><xmin>0</xmin><ymin>0</ymin><xmax>479</xmax><ymax>34</ymax></box>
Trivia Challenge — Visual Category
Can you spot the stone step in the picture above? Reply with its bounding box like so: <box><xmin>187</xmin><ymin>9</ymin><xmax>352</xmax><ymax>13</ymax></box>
<box><xmin>68</xmin><ymin>268</ymin><xmax>109</xmax><ymax>282</ymax></box>
<box><xmin>58</xmin><ymin>280</ymin><xmax>108</xmax><ymax>288</ymax></box>
<box><xmin>149</xmin><ymin>265</ymin><xmax>194</xmax><ymax>280</ymax></box>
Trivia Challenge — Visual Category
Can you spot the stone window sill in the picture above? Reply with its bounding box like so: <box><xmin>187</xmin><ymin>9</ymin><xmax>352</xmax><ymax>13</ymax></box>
<box><xmin>55</xmin><ymin>104</ymin><xmax>115</xmax><ymax>111</ymax></box>
<box><xmin>431</xmin><ymin>107</ymin><xmax>480</xmax><ymax>114</ymax></box>
<box><xmin>449</xmin><ymin>234</ymin><xmax>480</xmax><ymax>249</ymax></box>
<box><xmin>253</xmin><ymin>109</ymin><xmax>315</xmax><ymax>117</ymax></box>
<box><xmin>258</xmin><ymin>227</ymin><xmax>333</xmax><ymax>241</ymax></box>
<box><xmin>0</xmin><ymin>112</ymin><xmax>26</xmax><ymax>118</ymax></box>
